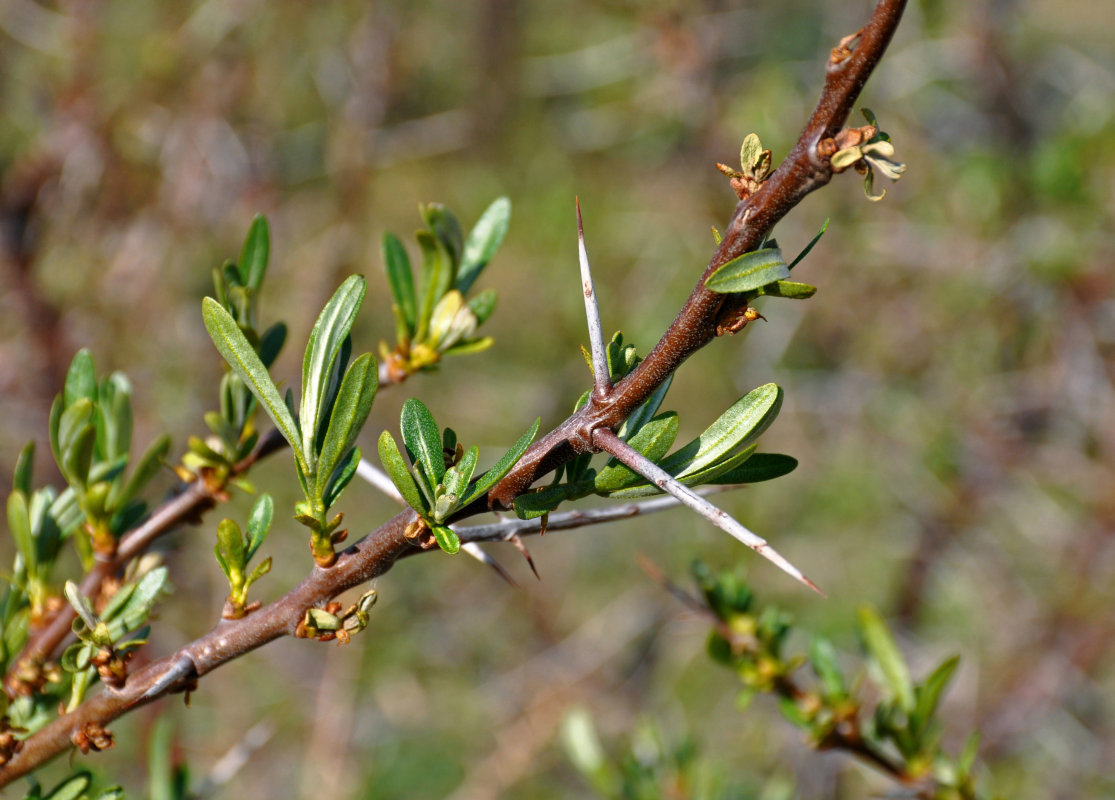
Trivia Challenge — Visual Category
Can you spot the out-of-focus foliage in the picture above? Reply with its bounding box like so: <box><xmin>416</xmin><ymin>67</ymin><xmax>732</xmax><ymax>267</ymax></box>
<box><xmin>1</xmin><ymin>1</ymin><xmax>1113</xmax><ymax>798</ymax></box>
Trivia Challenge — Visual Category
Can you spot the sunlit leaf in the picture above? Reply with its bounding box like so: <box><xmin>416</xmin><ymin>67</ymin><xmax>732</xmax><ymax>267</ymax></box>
<box><xmin>457</xmin><ymin>197</ymin><xmax>511</xmax><ymax>295</ymax></box>
<box><xmin>705</xmin><ymin>248</ymin><xmax>789</xmax><ymax>294</ymax></box>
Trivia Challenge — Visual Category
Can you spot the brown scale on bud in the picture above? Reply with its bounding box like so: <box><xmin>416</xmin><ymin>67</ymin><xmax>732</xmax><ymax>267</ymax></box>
<box><xmin>0</xmin><ymin>720</ymin><xmax>25</xmax><ymax>767</ymax></box>
<box><xmin>72</xmin><ymin>721</ymin><xmax>114</xmax><ymax>754</ymax></box>
<box><xmin>830</xmin><ymin>28</ymin><xmax>863</xmax><ymax>65</ymax></box>
<box><xmin>716</xmin><ymin>306</ymin><xmax>766</xmax><ymax>336</ymax></box>
<box><xmin>817</xmin><ymin>124</ymin><xmax>877</xmax><ymax>162</ymax></box>
<box><xmin>404</xmin><ymin>517</ymin><xmax>437</xmax><ymax>549</ymax></box>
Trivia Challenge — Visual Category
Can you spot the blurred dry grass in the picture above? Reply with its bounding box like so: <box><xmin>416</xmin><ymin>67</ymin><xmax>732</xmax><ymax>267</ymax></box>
<box><xmin>2</xmin><ymin>0</ymin><xmax>1114</xmax><ymax>797</ymax></box>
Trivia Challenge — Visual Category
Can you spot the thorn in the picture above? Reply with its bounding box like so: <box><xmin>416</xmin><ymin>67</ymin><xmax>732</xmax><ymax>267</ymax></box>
<box><xmin>576</xmin><ymin>198</ymin><xmax>610</xmax><ymax>398</ymax></box>
<box><xmin>461</xmin><ymin>542</ymin><xmax>518</xmax><ymax>588</ymax></box>
<box><xmin>509</xmin><ymin>533</ymin><xmax>540</xmax><ymax>581</ymax></box>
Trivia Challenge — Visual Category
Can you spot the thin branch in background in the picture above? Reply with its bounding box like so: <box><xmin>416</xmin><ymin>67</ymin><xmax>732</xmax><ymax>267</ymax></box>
<box><xmin>592</xmin><ymin>429</ymin><xmax>821</xmax><ymax>594</ymax></box>
<box><xmin>576</xmin><ymin>198</ymin><xmax>610</xmax><ymax>399</ymax></box>
<box><xmin>191</xmin><ymin>720</ymin><xmax>276</xmax><ymax>800</ymax></box>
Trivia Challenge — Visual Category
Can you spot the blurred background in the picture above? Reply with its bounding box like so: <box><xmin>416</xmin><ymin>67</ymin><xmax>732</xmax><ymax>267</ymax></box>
<box><xmin>1</xmin><ymin>0</ymin><xmax>1113</xmax><ymax>797</ymax></box>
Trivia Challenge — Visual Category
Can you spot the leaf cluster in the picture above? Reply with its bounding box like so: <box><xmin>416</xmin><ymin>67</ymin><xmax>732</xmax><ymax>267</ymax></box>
<box><xmin>379</xmin><ymin>198</ymin><xmax>509</xmax><ymax>379</ymax></box>
<box><xmin>378</xmin><ymin>398</ymin><xmax>539</xmax><ymax>554</ymax></box>
<box><xmin>213</xmin><ymin>494</ymin><xmax>273</xmax><ymax>618</ymax></box>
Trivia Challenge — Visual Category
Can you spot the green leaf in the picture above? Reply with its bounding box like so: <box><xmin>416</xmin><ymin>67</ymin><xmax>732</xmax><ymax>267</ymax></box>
<box><xmin>109</xmin><ymin>566</ymin><xmax>169</xmax><ymax>635</ymax></box>
<box><xmin>422</xmin><ymin>203</ymin><xmax>464</xmax><ymax>269</ymax></box>
<box><xmin>467</xmin><ymin>288</ymin><xmax>497</xmax><ymax>325</ymax></box>
<box><xmin>457</xmin><ymin>197</ymin><xmax>511</xmax><ymax>295</ymax></box>
<box><xmin>431</xmin><ymin>524</ymin><xmax>460</xmax><ymax>555</ymax></box>
<box><xmin>758</xmin><ymin>281</ymin><xmax>817</xmax><ymax>299</ymax></box>
<box><xmin>740</xmin><ymin>133</ymin><xmax>764</xmax><ymax>173</ymax></box>
<box><xmin>858</xmin><ymin>607</ymin><xmax>915</xmax><ymax>713</ymax></box>
<box><xmin>659</xmin><ymin>384</ymin><xmax>782</xmax><ymax>480</ymax></box>
<box><xmin>323</xmin><ymin>446</ymin><xmax>361</xmax><ymax>509</ymax></box>
<box><xmin>64</xmin><ymin>581</ymin><xmax>99</xmax><ymax>631</ymax></box>
<box><xmin>594</xmin><ymin>412</ymin><xmax>680</xmax><ymax>493</ymax></box>
<box><xmin>62</xmin><ymin>425</ymin><xmax>95</xmax><ymax>489</ymax></box>
<box><xmin>258</xmin><ymin>322</ymin><xmax>287</xmax><ymax>369</ymax></box>
<box><xmin>809</xmin><ymin>636</ymin><xmax>847</xmax><ymax>699</ymax></box>
<box><xmin>216</xmin><ymin>519</ymin><xmax>245</xmax><ymax>576</ymax></box>
<box><xmin>912</xmin><ymin>655</ymin><xmax>960</xmax><ymax>735</ymax></box>
<box><xmin>705</xmin><ymin>247</ymin><xmax>790</xmax><ymax>294</ymax></box>
<box><xmin>443</xmin><ymin>445</ymin><xmax>478</xmax><ymax>500</ymax></box>
<box><xmin>459</xmin><ymin>418</ymin><xmax>540</xmax><ymax>508</ymax></box>
<box><xmin>42</xmin><ymin>771</ymin><xmax>92</xmax><ymax>800</ymax></box>
<box><xmin>382</xmin><ymin>232</ymin><xmax>416</xmax><ymax>335</ymax></box>
<box><xmin>616</xmin><ymin>374</ymin><xmax>673</xmax><ymax>440</ymax></box>
<box><xmin>514</xmin><ymin>485</ymin><xmax>571</xmax><ymax>519</ymax></box>
<box><xmin>112</xmin><ymin>434</ymin><xmax>170</xmax><ymax>510</ymax></box>
<box><xmin>14</xmin><ymin>441</ymin><xmax>35</xmax><ymax>495</ymax></box>
<box><xmin>239</xmin><ymin>214</ymin><xmax>270</xmax><ymax>292</ymax></box>
<box><xmin>442</xmin><ymin>337</ymin><xmax>494</xmax><ymax>357</ymax></box>
<box><xmin>315</xmin><ymin>353</ymin><xmax>378</xmax><ymax>498</ymax></box>
<box><xmin>378</xmin><ymin>431</ymin><xmax>428</xmax><ymax>514</ymax></box>
<box><xmin>415</xmin><ymin>230</ymin><xmax>450</xmax><ymax>341</ymax></box>
<box><xmin>787</xmin><ymin>218</ymin><xmax>829</xmax><ymax>270</ymax></box>
<box><xmin>300</xmin><ymin>275</ymin><xmax>368</xmax><ymax>469</ymax></box>
<box><xmin>202</xmin><ymin>298</ymin><xmax>304</xmax><ymax>473</ymax></box>
<box><xmin>245</xmin><ymin>556</ymin><xmax>272</xmax><ymax>589</ymax></box>
<box><xmin>705</xmin><ymin>453</ymin><xmax>798</xmax><ymax>484</ymax></box>
<box><xmin>8</xmin><ymin>491</ymin><xmax>34</xmax><ymax>569</ymax></box>
<box><xmin>64</xmin><ymin>349</ymin><xmax>97</xmax><ymax>409</ymax></box>
<box><xmin>245</xmin><ymin>493</ymin><xmax>273</xmax><ymax>562</ymax></box>
<box><xmin>400</xmin><ymin>398</ymin><xmax>446</xmax><ymax>489</ymax></box>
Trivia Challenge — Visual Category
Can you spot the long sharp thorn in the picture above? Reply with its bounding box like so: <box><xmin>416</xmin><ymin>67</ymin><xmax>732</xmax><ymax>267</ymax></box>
<box><xmin>593</xmin><ymin>429</ymin><xmax>822</xmax><ymax>595</ymax></box>
<box><xmin>509</xmin><ymin>532</ymin><xmax>540</xmax><ymax>581</ymax></box>
<box><xmin>577</xmin><ymin>198</ymin><xmax>610</xmax><ymax>398</ymax></box>
<box><xmin>461</xmin><ymin>542</ymin><xmax>518</xmax><ymax>588</ymax></box>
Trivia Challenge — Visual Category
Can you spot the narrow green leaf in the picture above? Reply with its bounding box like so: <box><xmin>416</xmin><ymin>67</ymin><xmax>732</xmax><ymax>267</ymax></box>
<box><xmin>913</xmin><ymin>654</ymin><xmax>960</xmax><ymax>735</ymax></box>
<box><xmin>14</xmin><ymin>441</ymin><xmax>35</xmax><ymax>495</ymax></box>
<box><xmin>858</xmin><ymin>607</ymin><xmax>915</xmax><ymax>713</ymax></box>
<box><xmin>787</xmin><ymin>218</ymin><xmax>829</xmax><ymax>270</ymax></box>
<box><xmin>382</xmin><ymin>232</ymin><xmax>416</xmax><ymax>335</ymax></box>
<box><xmin>422</xmin><ymin>203</ymin><xmax>464</xmax><ymax>269</ymax></box>
<box><xmin>111</xmin><ymin>566</ymin><xmax>169</xmax><ymax>633</ymax></box>
<box><xmin>705</xmin><ymin>453</ymin><xmax>798</xmax><ymax>484</ymax></box>
<box><xmin>245</xmin><ymin>494</ymin><xmax>273</xmax><ymax>562</ymax></box>
<box><xmin>216</xmin><ymin>519</ymin><xmax>245</xmax><ymax>575</ymax></box>
<box><xmin>64</xmin><ymin>581</ymin><xmax>99</xmax><ymax>631</ymax></box>
<box><xmin>809</xmin><ymin>636</ymin><xmax>847</xmax><ymax>699</ymax></box>
<box><xmin>300</xmin><ymin>275</ymin><xmax>368</xmax><ymax>469</ymax></box>
<box><xmin>616</xmin><ymin>374</ymin><xmax>673</xmax><ymax>440</ymax></box>
<box><xmin>43</xmin><ymin>772</ymin><xmax>92</xmax><ymax>800</ymax></box>
<box><xmin>62</xmin><ymin>426</ymin><xmax>95</xmax><ymax>489</ymax></box>
<box><xmin>594</xmin><ymin>413</ymin><xmax>680</xmax><ymax>493</ymax></box>
<box><xmin>8</xmin><ymin>491</ymin><xmax>35</xmax><ymax>569</ymax></box>
<box><xmin>245</xmin><ymin>556</ymin><xmax>272</xmax><ymax>589</ymax></box>
<box><xmin>239</xmin><ymin>215</ymin><xmax>270</xmax><ymax>291</ymax></box>
<box><xmin>658</xmin><ymin>384</ymin><xmax>782</xmax><ymax>480</ymax></box>
<box><xmin>258</xmin><ymin>322</ymin><xmax>287</xmax><ymax>369</ymax></box>
<box><xmin>453</xmin><ymin>445</ymin><xmax>479</xmax><ymax>492</ymax></box>
<box><xmin>758</xmin><ymin>280</ymin><xmax>817</xmax><ymax>299</ymax></box>
<box><xmin>315</xmin><ymin>353</ymin><xmax>378</xmax><ymax>498</ymax></box>
<box><xmin>467</xmin><ymin>288</ymin><xmax>497</xmax><ymax>325</ymax></box>
<box><xmin>378</xmin><ymin>431</ymin><xmax>428</xmax><ymax>514</ymax></box>
<box><xmin>112</xmin><ymin>434</ymin><xmax>171</xmax><ymax>510</ymax></box>
<box><xmin>460</xmin><ymin>418</ymin><xmax>540</xmax><ymax>507</ymax></box>
<box><xmin>202</xmin><ymin>298</ymin><xmax>304</xmax><ymax>473</ymax></box>
<box><xmin>431</xmin><ymin>524</ymin><xmax>460</xmax><ymax>555</ymax></box>
<box><xmin>958</xmin><ymin>731</ymin><xmax>981</xmax><ymax>775</ymax></box>
<box><xmin>400</xmin><ymin>398</ymin><xmax>445</xmax><ymax>489</ymax></box>
<box><xmin>514</xmin><ymin>485</ymin><xmax>570</xmax><ymax>519</ymax></box>
<box><xmin>705</xmin><ymin>247</ymin><xmax>790</xmax><ymax>294</ymax></box>
<box><xmin>64</xmin><ymin>349</ymin><xmax>97</xmax><ymax>409</ymax></box>
<box><xmin>323</xmin><ymin>446</ymin><xmax>361</xmax><ymax>509</ymax></box>
<box><xmin>442</xmin><ymin>337</ymin><xmax>494</xmax><ymax>357</ymax></box>
<box><xmin>415</xmin><ymin>231</ymin><xmax>450</xmax><ymax>342</ymax></box>
<box><xmin>457</xmin><ymin>197</ymin><xmax>511</xmax><ymax>295</ymax></box>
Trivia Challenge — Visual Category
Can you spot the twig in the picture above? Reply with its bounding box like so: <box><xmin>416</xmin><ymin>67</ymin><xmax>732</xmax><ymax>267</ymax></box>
<box><xmin>592</xmin><ymin>429</ymin><xmax>820</xmax><ymax>594</ymax></box>
<box><xmin>576</xmin><ymin>198</ymin><xmax>610</xmax><ymax>399</ymax></box>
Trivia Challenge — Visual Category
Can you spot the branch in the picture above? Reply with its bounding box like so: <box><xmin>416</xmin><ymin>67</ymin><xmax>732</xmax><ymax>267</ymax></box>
<box><xmin>490</xmin><ymin>0</ymin><xmax>908</xmax><ymax>507</ymax></box>
<box><xmin>0</xmin><ymin>1</ymin><xmax>908</xmax><ymax>781</ymax></box>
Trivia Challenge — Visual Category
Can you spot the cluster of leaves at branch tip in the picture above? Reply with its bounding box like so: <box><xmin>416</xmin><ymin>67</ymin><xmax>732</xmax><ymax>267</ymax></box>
<box><xmin>185</xmin><ymin>215</ymin><xmax>287</xmax><ymax>488</ymax></box>
<box><xmin>828</xmin><ymin>109</ymin><xmax>907</xmax><ymax>201</ymax></box>
<box><xmin>214</xmin><ymin>494</ymin><xmax>273</xmax><ymax>619</ymax></box>
<box><xmin>695</xmin><ymin>562</ymin><xmax>992</xmax><ymax>800</ymax></box>
<box><xmin>203</xmin><ymin>235</ymin><xmax>378</xmax><ymax>567</ymax></box>
<box><xmin>716</xmin><ymin>132</ymin><xmax>773</xmax><ymax>201</ymax></box>
<box><xmin>379</xmin><ymin>198</ymin><xmax>510</xmax><ymax>382</ymax></box>
<box><xmin>379</xmin><ymin>399</ymin><xmax>540</xmax><ymax>555</ymax></box>
<box><xmin>58</xmin><ymin>560</ymin><xmax>168</xmax><ymax>712</ymax></box>
<box><xmin>514</xmin><ymin>332</ymin><xmax>798</xmax><ymax>521</ymax></box>
<box><xmin>41</xmin><ymin>351</ymin><xmax>171</xmax><ymax>563</ymax></box>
